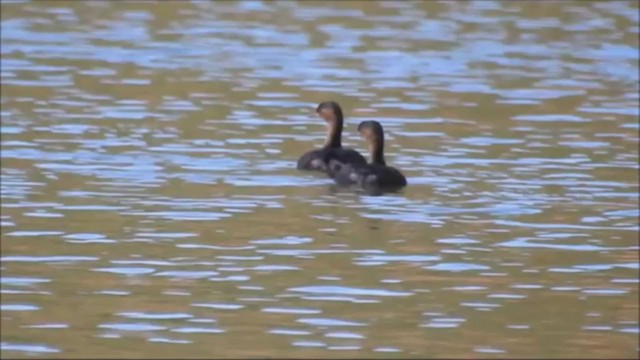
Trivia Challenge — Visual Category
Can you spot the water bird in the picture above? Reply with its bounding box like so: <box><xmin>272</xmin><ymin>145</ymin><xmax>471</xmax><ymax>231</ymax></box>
<box><xmin>325</xmin><ymin>120</ymin><xmax>407</xmax><ymax>191</ymax></box>
<box><xmin>297</xmin><ymin>101</ymin><xmax>367</xmax><ymax>172</ymax></box>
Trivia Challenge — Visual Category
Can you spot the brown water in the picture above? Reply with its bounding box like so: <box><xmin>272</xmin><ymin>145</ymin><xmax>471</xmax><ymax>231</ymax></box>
<box><xmin>1</xmin><ymin>1</ymin><xmax>639</xmax><ymax>358</ymax></box>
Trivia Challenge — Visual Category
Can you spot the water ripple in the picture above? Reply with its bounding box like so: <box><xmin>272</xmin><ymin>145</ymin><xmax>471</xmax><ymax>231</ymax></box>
<box><xmin>288</xmin><ymin>285</ymin><xmax>413</xmax><ymax>297</ymax></box>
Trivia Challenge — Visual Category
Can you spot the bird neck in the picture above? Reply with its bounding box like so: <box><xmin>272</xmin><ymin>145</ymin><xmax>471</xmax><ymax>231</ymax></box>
<box><xmin>323</xmin><ymin>120</ymin><xmax>343</xmax><ymax>148</ymax></box>
<box><xmin>369</xmin><ymin>140</ymin><xmax>385</xmax><ymax>166</ymax></box>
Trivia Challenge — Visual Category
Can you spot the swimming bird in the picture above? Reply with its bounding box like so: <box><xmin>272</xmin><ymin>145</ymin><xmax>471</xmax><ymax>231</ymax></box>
<box><xmin>297</xmin><ymin>101</ymin><xmax>367</xmax><ymax>172</ymax></box>
<box><xmin>325</xmin><ymin>120</ymin><xmax>407</xmax><ymax>191</ymax></box>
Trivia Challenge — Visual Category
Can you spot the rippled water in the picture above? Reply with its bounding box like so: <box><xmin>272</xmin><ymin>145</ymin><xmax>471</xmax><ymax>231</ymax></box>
<box><xmin>1</xmin><ymin>1</ymin><xmax>639</xmax><ymax>358</ymax></box>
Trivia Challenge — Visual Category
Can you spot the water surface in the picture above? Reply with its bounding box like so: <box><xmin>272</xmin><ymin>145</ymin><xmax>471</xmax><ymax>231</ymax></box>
<box><xmin>1</xmin><ymin>1</ymin><xmax>639</xmax><ymax>358</ymax></box>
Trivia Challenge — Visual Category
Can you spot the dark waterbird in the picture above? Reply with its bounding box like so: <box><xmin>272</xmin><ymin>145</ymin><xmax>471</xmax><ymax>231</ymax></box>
<box><xmin>325</xmin><ymin>120</ymin><xmax>407</xmax><ymax>192</ymax></box>
<box><xmin>297</xmin><ymin>101</ymin><xmax>367</xmax><ymax>172</ymax></box>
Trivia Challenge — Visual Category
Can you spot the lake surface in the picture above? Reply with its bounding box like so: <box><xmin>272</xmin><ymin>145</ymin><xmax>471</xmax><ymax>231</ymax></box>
<box><xmin>1</xmin><ymin>0</ymin><xmax>639</xmax><ymax>358</ymax></box>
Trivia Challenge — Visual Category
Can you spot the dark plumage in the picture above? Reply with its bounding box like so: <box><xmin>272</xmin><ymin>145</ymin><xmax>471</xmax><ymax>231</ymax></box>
<box><xmin>326</xmin><ymin>120</ymin><xmax>407</xmax><ymax>191</ymax></box>
<box><xmin>297</xmin><ymin>101</ymin><xmax>367</xmax><ymax>172</ymax></box>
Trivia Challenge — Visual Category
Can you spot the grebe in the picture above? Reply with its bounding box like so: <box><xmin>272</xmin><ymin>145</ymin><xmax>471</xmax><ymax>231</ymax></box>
<box><xmin>297</xmin><ymin>101</ymin><xmax>367</xmax><ymax>172</ymax></box>
<box><xmin>326</xmin><ymin>120</ymin><xmax>407</xmax><ymax>190</ymax></box>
